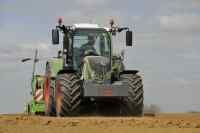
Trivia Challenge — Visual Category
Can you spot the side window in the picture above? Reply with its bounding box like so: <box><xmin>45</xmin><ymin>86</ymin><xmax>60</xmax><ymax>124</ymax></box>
<box><xmin>73</xmin><ymin>36</ymin><xmax>88</xmax><ymax>69</ymax></box>
<box><xmin>94</xmin><ymin>36</ymin><xmax>101</xmax><ymax>55</ymax></box>
<box><xmin>73</xmin><ymin>36</ymin><xmax>88</xmax><ymax>48</ymax></box>
<box><xmin>99</xmin><ymin>34</ymin><xmax>110</xmax><ymax>57</ymax></box>
<box><xmin>104</xmin><ymin>35</ymin><xmax>110</xmax><ymax>56</ymax></box>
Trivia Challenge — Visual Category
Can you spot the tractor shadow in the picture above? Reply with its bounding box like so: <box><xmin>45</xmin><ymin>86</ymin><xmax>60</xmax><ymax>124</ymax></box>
<box><xmin>79</xmin><ymin>100</ymin><xmax>128</xmax><ymax>117</ymax></box>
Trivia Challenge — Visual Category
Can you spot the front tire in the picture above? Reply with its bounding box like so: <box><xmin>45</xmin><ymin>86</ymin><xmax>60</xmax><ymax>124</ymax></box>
<box><xmin>120</xmin><ymin>74</ymin><xmax>144</xmax><ymax>116</ymax></box>
<box><xmin>55</xmin><ymin>73</ymin><xmax>82</xmax><ymax>116</ymax></box>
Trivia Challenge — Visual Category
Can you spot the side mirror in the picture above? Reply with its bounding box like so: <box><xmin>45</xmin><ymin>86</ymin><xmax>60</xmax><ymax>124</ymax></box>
<box><xmin>126</xmin><ymin>30</ymin><xmax>133</xmax><ymax>46</ymax></box>
<box><xmin>52</xmin><ymin>29</ymin><xmax>59</xmax><ymax>45</ymax></box>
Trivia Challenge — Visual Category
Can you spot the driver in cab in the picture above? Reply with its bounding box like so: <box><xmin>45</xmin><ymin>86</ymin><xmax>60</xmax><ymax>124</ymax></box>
<box><xmin>80</xmin><ymin>35</ymin><xmax>98</xmax><ymax>57</ymax></box>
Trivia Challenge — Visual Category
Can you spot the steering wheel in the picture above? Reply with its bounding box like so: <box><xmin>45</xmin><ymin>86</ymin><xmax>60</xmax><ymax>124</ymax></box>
<box><xmin>84</xmin><ymin>50</ymin><xmax>99</xmax><ymax>56</ymax></box>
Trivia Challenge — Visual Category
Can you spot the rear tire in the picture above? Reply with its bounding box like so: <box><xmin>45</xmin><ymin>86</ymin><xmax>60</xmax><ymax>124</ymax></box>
<box><xmin>44</xmin><ymin>78</ymin><xmax>56</xmax><ymax>116</ymax></box>
<box><xmin>120</xmin><ymin>74</ymin><xmax>144</xmax><ymax>116</ymax></box>
<box><xmin>55</xmin><ymin>73</ymin><xmax>82</xmax><ymax>116</ymax></box>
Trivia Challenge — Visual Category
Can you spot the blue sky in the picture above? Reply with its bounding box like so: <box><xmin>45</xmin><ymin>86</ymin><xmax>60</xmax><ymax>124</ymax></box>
<box><xmin>1</xmin><ymin>0</ymin><xmax>200</xmax><ymax>113</ymax></box>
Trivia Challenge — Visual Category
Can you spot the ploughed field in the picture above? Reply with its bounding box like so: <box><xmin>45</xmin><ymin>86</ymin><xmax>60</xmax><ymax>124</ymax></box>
<box><xmin>0</xmin><ymin>113</ymin><xmax>200</xmax><ymax>133</ymax></box>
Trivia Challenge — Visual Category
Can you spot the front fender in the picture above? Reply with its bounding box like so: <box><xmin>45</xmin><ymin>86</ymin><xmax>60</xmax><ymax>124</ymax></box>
<box><xmin>120</xmin><ymin>70</ymin><xmax>139</xmax><ymax>75</ymax></box>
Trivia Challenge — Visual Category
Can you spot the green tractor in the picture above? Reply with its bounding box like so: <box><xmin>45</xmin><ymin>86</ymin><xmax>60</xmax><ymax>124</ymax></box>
<box><xmin>23</xmin><ymin>50</ymin><xmax>45</xmax><ymax>115</ymax></box>
<box><xmin>44</xmin><ymin>19</ymin><xmax>144</xmax><ymax>116</ymax></box>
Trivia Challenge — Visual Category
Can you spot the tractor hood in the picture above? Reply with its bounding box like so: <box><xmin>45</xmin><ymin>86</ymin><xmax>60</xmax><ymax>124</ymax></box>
<box><xmin>81</xmin><ymin>56</ymin><xmax>111</xmax><ymax>82</ymax></box>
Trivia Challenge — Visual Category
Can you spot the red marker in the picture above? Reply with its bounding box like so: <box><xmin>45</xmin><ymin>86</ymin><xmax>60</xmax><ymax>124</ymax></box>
<box><xmin>58</xmin><ymin>17</ymin><xmax>63</xmax><ymax>25</ymax></box>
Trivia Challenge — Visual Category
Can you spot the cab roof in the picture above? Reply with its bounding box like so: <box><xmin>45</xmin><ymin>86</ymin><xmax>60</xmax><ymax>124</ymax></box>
<box><xmin>73</xmin><ymin>23</ymin><xmax>100</xmax><ymax>29</ymax></box>
<box><xmin>73</xmin><ymin>23</ymin><xmax>109</xmax><ymax>31</ymax></box>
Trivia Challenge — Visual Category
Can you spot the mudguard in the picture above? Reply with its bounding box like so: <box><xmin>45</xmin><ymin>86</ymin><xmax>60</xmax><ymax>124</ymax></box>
<box><xmin>120</xmin><ymin>70</ymin><xmax>139</xmax><ymax>75</ymax></box>
<box><xmin>46</xmin><ymin>58</ymin><xmax>63</xmax><ymax>78</ymax></box>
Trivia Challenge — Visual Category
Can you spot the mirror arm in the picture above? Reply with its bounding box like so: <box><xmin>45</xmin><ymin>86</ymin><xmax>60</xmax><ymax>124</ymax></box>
<box><xmin>56</xmin><ymin>25</ymin><xmax>73</xmax><ymax>33</ymax></box>
<box><xmin>117</xmin><ymin>27</ymin><xmax>129</xmax><ymax>32</ymax></box>
<box><xmin>109</xmin><ymin>27</ymin><xmax>130</xmax><ymax>35</ymax></box>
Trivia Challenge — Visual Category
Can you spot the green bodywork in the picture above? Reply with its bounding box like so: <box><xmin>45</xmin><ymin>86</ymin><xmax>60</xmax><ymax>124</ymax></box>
<box><xmin>26</xmin><ymin>75</ymin><xmax>45</xmax><ymax>114</ymax></box>
<box><xmin>81</xmin><ymin>56</ymin><xmax>112</xmax><ymax>81</ymax></box>
<box><xmin>111</xmin><ymin>55</ymin><xmax>124</xmax><ymax>79</ymax></box>
<box><xmin>47</xmin><ymin>58</ymin><xmax>63</xmax><ymax>78</ymax></box>
<box><xmin>26</xmin><ymin>101</ymin><xmax>45</xmax><ymax>114</ymax></box>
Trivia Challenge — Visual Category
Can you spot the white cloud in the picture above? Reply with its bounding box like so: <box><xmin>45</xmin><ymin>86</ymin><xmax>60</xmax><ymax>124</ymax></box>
<box><xmin>18</xmin><ymin>42</ymin><xmax>50</xmax><ymax>52</ymax></box>
<box><xmin>0</xmin><ymin>42</ymin><xmax>56</xmax><ymax>63</ymax></box>
<box><xmin>75</xmin><ymin>0</ymin><xmax>111</xmax><ymax>7</ymax></box>
<box><xmin>156</xmin><ymin>0</ymin><xmax>200</xmax><ymax>14</ymax></box>
<box><xmin>190</xmin><ymin>0</ymin><xmax>200</xmax><ymax>8</ymax></box>
<box><xmin>179</xmin><ymin>52</ymin><xmax>200</xmax><ymax>60</ymax></box>
<box><xmin>159</xmin><ymin>14</ymin><xmax>200</xmax><ymax>33</ymax></box>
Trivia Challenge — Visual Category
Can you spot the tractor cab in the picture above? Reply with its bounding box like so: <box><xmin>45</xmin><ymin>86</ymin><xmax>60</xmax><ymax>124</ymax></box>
<box><xmin>51</xmin><ymin>21</ymin><xmax>132</xmax><ymax>81</ymax></box>
<box><xmin>71</xmin><ymin>25</ymin><xmax>111</xmax><ymax>72</ymax></box>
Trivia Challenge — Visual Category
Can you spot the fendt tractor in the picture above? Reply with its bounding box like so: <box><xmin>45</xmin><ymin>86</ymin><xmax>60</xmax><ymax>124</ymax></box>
<box><xmin>44</xmin><ymin>19</ymin><xmax>144</xmax><ymax>116</ymax></box>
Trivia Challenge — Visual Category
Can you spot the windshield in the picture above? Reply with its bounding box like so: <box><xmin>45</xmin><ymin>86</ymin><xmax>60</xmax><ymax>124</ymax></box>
<box><xmin>73</xmin><ymin>29</ymin><xmax>111</xmax><ymax>69</ymax></box>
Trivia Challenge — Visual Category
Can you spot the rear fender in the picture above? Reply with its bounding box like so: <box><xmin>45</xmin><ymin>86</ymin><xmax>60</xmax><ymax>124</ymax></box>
<box><xmin>46</xmin><ymin>58</ymin><xmax>63</xmax><ymax>78</ymax></box>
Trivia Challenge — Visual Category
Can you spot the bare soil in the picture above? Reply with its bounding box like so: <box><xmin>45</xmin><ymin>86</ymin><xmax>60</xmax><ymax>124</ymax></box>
<box><xmin>0</xmin><ymin>113</ymin><xmax>200</xmax><ymax>133</ymax></box>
